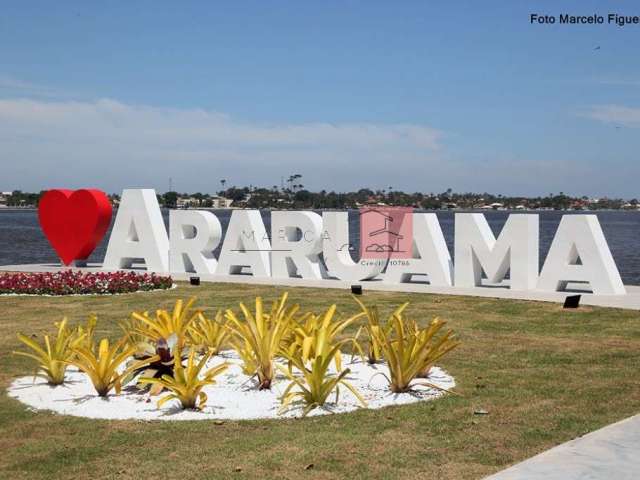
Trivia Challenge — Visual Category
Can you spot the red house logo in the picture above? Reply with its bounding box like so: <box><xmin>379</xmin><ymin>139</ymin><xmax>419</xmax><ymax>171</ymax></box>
<box><xmin>359</xmin><ymin>206</ymin><xmax>413</xmax><ymax>259</ymax></box>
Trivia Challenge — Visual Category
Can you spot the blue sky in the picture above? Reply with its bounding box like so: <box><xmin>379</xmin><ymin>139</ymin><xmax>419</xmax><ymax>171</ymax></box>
<box><xmin>1</xmin><ymin>1</ymin><xmax>639</xmax><ymax>196</ymax></box>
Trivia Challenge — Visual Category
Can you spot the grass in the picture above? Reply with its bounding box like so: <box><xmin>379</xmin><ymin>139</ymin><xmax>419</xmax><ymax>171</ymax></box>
<box><xmin>1</xmin><ymin>282</ymin><xmax>639</xmax><ymax>479</ymax></box>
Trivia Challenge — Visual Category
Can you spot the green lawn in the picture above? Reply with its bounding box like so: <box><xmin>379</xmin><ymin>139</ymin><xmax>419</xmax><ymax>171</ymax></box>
<box><xmin>1</xmin><ymin>282</ymin><xmax>639</xmax><ymax>479</ymax></box>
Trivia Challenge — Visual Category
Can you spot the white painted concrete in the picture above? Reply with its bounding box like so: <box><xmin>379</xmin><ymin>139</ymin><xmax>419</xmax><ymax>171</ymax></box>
<box><xmin>3</xmin><ymin>263</ymin><xmax>640</xmax><ymax>310</ymax></box>
<box><xmin>484</xmin><ymin>414</ymin><xmax>640</xmax><ymax>480</ymax></box>
<box><xmin>537</xmin><ymin>215</ymin><xmax>626</xmax><ymax>295</ymax></box>
<box><xmin>102</xmin><ymin>189</ymin><xmax>169</xmax><ymax>272</ymax></box>
<box><xmin>169</xmin><ymin>209</ymin><xmax>221</xmax><ymax>274</ymax></box>
<box><xmin>454</xmin><ymin>213</ymin><xmax>539</xmax><ymax>290</ymax></box>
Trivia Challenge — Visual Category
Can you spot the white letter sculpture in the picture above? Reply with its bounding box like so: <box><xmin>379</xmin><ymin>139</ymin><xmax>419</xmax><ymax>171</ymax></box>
<box><xmin>537</xmin><ymin>215</ymin><xmax>625</xmax><ymax>295</ymax></box>
<box><xmin>322</xmin><ymin>212</ymin><xmax>386</xmax><ymax>281</ymax></box>
<box><xmin>216</xmin><ymin>210</ymin><xmax>271</xmax><ymax>277</ymax></box>
<box><xmin>169</xmin><ymin>210</ymin><xmax>222</xmax><ymax>274</ymax></box>
<box><xmin>271</xmin><ymin>211</ymin><xmax>325</xmax><ymax>279</ymax></box>
<box><xmin>103</xmin><ymin>189</ymin><xmax>169</xmax><ymax>272</ymax></box>
<box><xmin>454</xmin><ymin>213</ymin><xmax>539</xmax><ymax>290</ymax></box>
<box><xmin>384</xmin><ymin>213</ymin><xmax>453</xmax><ymax>286</ymax></box>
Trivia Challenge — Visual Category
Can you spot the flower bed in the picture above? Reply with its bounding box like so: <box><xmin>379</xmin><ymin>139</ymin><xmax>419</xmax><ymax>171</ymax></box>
<box><xmin>11</xmin><ymin>295</ymin><xmax>459</xmax><ymax>420</ymax></box>
<box><xmin>8</xmin><ymin>352</ymin><xmax>455</xmax><ymax>421</ymax></box>
<box><xmin>0</xmin><ymin>270</ymin><xmax>173</xmax><ymax>295</ymax></box>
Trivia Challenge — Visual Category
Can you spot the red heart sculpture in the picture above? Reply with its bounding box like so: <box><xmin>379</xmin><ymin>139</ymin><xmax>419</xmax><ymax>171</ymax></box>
<box><xmin>38</xmin><ymin>189</ymin><xmax>113</xmax><ymax>266</ymax></box>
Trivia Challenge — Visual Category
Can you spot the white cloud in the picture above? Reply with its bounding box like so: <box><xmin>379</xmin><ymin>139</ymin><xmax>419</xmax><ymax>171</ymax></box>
<box><xmin>0</xmin><ymin>98</ymin><xmax>443</xmax><ymax>148</ymax></box>
<box><xmin>0</xmin><ymin>75</ymin><xmax>69</xmax><ymax>98</ymax></box>
<box><xmin>0</xmin><ymin>96</ymin><xmax>636</xmax><ymax>197</ymax></box>
<box><xmin>583</xmin><ymin>104</ymin><xmax>640</xmax><ymax>128</ymax></box>
<box><xmin>0</xmin><ymin>97</ymin><xmax>445</xmax><ymax>192</ymax></box>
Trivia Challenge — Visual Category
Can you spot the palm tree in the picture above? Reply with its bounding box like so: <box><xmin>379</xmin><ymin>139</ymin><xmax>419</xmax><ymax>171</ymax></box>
<box><xmin>286</xmin><ymin>174</ymin><xmax>302</xmax><ymax>193</ymax></box>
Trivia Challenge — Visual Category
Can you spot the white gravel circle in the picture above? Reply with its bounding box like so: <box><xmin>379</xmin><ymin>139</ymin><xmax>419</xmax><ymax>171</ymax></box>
<box><xmin>7</xmin><ymin>352</ymin><xmax>455</xmax><ymax>421</ymax></box>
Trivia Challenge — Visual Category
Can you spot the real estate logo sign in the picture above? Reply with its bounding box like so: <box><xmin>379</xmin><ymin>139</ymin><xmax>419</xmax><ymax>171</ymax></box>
<box><xmin>360</xmin><ymin>207</ymin><xmax>413</xmax><ymax>260</ymax></box>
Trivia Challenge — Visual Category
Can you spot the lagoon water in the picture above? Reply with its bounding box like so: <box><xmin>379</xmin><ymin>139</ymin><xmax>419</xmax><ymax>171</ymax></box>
<box><xmin>1</xmin><ymin>209</ymin><xmax>639</xmax><ymax>285</ymax></box>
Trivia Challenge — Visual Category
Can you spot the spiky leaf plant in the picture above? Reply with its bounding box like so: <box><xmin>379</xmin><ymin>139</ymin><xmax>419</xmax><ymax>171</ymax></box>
<box><xmin>225</xmin><ymin>293</ymin><xmax>298</xmax><ymax>389</ymax></box>
<box><xmin>278</xmin><ymin>342</ymin><xmax>366</xmax><ymax>416</ymax></box>
<box><xmin>187</xmin><ymin>311</ymin><xmax>230</xmax><ymax>355</ymax></box>
<box><xmin>13</xmin><ymin>318</ymin><xmax>83</xmax><ymax>385</ymax></box>
<box><xmin>371</xmin><ymin>313</ymin><xmax>460</xmax><ymax>393</ymax></box>
<box><xmin>123</xmin><ymin>334</ymin><xmax>186</xmax><ymax>395</ymax></box>
<box><xmin>282</xmin><ymin>304</ymin><xmax>364</xmax><ymax>371</ymax></box>
<box><xmin>412</xmin><ymin>317</ymin><xmax>459</xmax><ymax>378</ymax></box>
<box><xmin>70</xmin><ymin>337</ymin><xmax>157</xmax><ymax>396</ymax></box>
<box><xmin>73</xmin><ymin>314</ymin><xmax>97</xmax><ymax>351</ymax></box>
<box><xmin>120</xmin><ymin>302</ymin><xmax>191</xmax><ymax>396</ymax></box>
<box><xmin>129</xmin><ymin>297</ymin><xmax>201</xmax><ymax>345</ymax></box>
<box><xmin>119</xmin><ymin>314</ymin><xmax>149</xmax><ymax>347</ymax></box>
<box><xmin>139</xmin><ymin>348</ymin><xmax>228</xmax><ymax>410</ymax></box>
<box><xmin>352</xmin><ymin>296</ymin><xmax>408</xmax><ymax>364</ymax></box>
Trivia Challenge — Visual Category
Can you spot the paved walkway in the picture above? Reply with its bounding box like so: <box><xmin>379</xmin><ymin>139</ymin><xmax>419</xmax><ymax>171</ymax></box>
<box><xmin>2</xmin><ymin>263</ymin><xmax>640</xmax><ymax>310</ymax></box>
<box><xmin>485</xmin><ymin>415</ymin><xmax>640</xmax><ymax>479</ymax></box>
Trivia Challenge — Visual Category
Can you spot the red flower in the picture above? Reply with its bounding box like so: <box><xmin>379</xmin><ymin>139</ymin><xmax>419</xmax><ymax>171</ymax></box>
<box><xmin>0</xmin><ymin>271</ymin><xmax>172</xmax><ymax>296</ymax></box>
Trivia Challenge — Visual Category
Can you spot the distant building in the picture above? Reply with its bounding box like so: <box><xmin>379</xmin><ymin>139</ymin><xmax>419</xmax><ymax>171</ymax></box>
<box><xmin>175</xmin><ymin>195</ymin><xmax>233</xmax><ymax>209</ymax></box>
<box><xmin>0</xmin><ymin>191</ymin><xmax>11</xmax><ymax>207</ymax></box>
<box><xmin>176</xmin><ymin>197</ymin><xmax>198</xmax><ymax>209</ymax></box>
<box><xmin>210</xmin><ymin>196</ymin><xmax>233</xmax><ymax>209</ymax></box>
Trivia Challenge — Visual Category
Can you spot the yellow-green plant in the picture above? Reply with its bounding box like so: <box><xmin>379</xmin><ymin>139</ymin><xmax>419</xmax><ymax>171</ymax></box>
<box><xmin>139</xmin><ymin>348</ymin><xmax>228</xmax><ymax>410</ymax></box>
<box><xmin>72</xmin><ymin>314</ymin><xmax>98</xmax><ymax>351</ymax></box>
<box><xmin>70</xmin><ymin>337</ymin><xmax>157</xmax><ymax>396</ymax></box>
<box><xmin>187</xmin><ymin>311</ymin><xmax>230</xmax><ymax>355</ymax></box>
<box><xmin>231</xmin><ymin>337</ymin><xmax>260</xmax><ymax>378</ymax></box>
<box><xmin>278</xmin><ymin>342</ymin><xmax>366</xmax><ymax>416</ymax></box>
<box><xmin>119</xmin><ymin>314</ymin><xmax>148</xmax><ymax>348</ymax></box>
<box><xmin>128</xmin><ymin>297</ymin><xmax>201</xmax><ymax>345</ymax></box>
<box><xmin>225</xmin><ymin>293</ymin><xmax>298</xmax><ymax>389</ymax></box>
<box><xmin>283</xmin><ymin>304</ymin><xmax>363</xmax><ymax>370</ymax></box>
<box><xmin>371</xmin><ymin>313</ymin><xmax>460</xmax><ymax>393</ymax></box>
<box><xmin>353</xmin><ymin>297</ymin><xmax>409</xmax><ymax>364</ymax></box>
<box><xmin>412</xmin><ymin>317</ymin><xmax>459</xmax><ymax>378</ymax></box>
<box><xmin>13</xmin><ymin>318</ymin><xmax>82</xmax><ymax>385</ymax></box>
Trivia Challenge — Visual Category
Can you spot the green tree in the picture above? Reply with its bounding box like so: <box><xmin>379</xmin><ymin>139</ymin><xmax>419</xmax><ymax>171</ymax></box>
<box><xmin>163</xmin><ymin>191</ymin><xmax>178</xmax><ymax>208</ymax></box>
